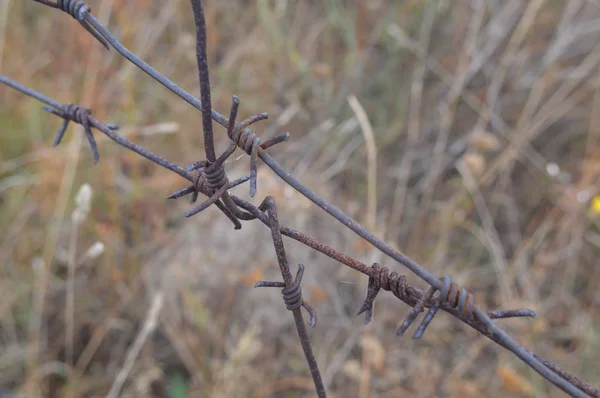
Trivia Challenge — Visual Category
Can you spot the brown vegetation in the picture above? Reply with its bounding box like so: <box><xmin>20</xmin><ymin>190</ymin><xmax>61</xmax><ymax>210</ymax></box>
<box><xmin>1</xmin><ymin>0</ymin><xmax>599</xmax><ymax>396</ymax></box>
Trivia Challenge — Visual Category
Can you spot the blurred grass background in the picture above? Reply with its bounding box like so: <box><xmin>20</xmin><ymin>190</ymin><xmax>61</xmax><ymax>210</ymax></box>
<box><xmin>1</xmin><ymin>0</ymin><xmax>600</xmax><ymax>397</ymax></box>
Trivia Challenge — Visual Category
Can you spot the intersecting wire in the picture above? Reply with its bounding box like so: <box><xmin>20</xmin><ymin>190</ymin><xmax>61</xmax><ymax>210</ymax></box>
<box><xmin>252</xmin><ymin>197</ymin><xmax>325</xmax><ymax>397</ymax></box>
<box><xmin>4</xmin><ymin>1</ymin><xmax>596</xmax><ymax>397</ymax></box>
<box><xmin>3</xmin><ymin>74</ymin><xmax>599</xmax><ymax>398</ymax></box>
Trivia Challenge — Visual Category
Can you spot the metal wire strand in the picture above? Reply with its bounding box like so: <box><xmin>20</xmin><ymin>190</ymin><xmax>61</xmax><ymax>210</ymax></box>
<box><xmin>229</xmin><ymin>108</ymin><xmax>288</xmax><ymax>197</ymax></box>
<box><xmin>43</xmin><ymin>103</ymin><xmax>118</xmax><ymax>164</ymax></box>
<box><xmin>357</xmin><ymin>265</ymin><xmax>537</xmax><ymax>341</ymax></box>
<box><xmin>167</xmin><ymin>96</ymin><xmax>244</xmax><ymax>221</ymax></box>
<box><xmin>52</xmin><ymin>0</ymin><xmax>110</xmax><ymax>49</ymax></box>
<box><xmin>255</xmin><ymin>263</ymin><xmax>318</xmax><ymax>328</ymax></box>
<box><xmin>5</xmin><ymin>3</ymin><xmax>595</xmax><ymax>393</ymax></box>
<box><xmin>183</xmin><ymin>151</ymin><xmax>233</xmax><ymax>218</ymax></box>
<box><xmin>357</xmin><ymin>263</ymin><xmax>408</xmax><ymax>324</ymax></box>
<box><xmin>412</xmin><ymin>276</ymin><xmax>452</xmax><ymax>339</ymax></box>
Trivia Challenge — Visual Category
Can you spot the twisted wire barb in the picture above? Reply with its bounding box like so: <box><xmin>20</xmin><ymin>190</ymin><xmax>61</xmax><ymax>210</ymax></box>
<box><xmin>0</xmin><ymin>72</ymin><xmax>244</xmax><ymax>227</ymax></box>
<box><xmin>9</xmin><ymin>2</ymin><xmax>599</xmax><ymax>397</ymax></box>
<box><xmin>2</xmin><ymin>66</ymin><xmax>596</xmax><ymax>396</ymax></box>
<box><xmin>43</xmin><ymin>103</ymin><xmax>117</xmax><ymax>164</ymax></box>
<box><xmin>250</xmin><ymin>197</ymin><xmax>324</xmax><ymax>396</ymax></box>
<box><xmin>356</xmin><ymin>263</ymin><xmax>535</xmax><ymax>339</ymax></box>
<box><xmin>34</xmin><ymin>0</ymin><xmax>289</xmax><ymax>199</ymax></box>
<box><xmin>40</xmin><ymin>0</ymin><xmax>110</xmax><ymax>49</ymax></box>
<box><xmin>31</xmin><ymin>0</ymin><xmax>462</xmax><ymax>295</ymax></box>
<box><xmin>255</xmin><ymin>263</ymin><xmax>318</xmax><ymax>329</ymax></box>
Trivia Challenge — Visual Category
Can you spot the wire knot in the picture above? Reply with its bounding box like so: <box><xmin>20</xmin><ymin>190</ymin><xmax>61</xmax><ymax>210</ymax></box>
<box><xmin>57</xmin><ymin>0</ymin><xmax>89</xmax><ymax>19</ymax></box>
<box><xmin>438</xmin><ymin>275</ymin><xmax>475</xmax><ymax>318</ymax></box>
<box><xmin>166</xmin><ymin>94</ymin><xmax>290</xmax><ymax>226</ymax></box>
<box><xmin>232</xmin><ymin>127</ymin><xmax>261</xmax><ymax>157</ymax></box>
<box><xmin>186</xmin><ymin>159</ymin><xmax>230</xmax><ymax>195</ymax></box>
<box><xmin>357</xmin><ymin>264</ymin><xmax>479</xmax><ymax>339</ymax></box>
<box><xmin>56</xmin><ymin>0</ymin><xmax>110</xmax><ymax>49</ymax></box>
<box><xmin>255</xmin><ymin>263</ymin><xmax>318</xmax><ymax>328</ymax></box>
<box><xmin>166</xmin><ymin>96</ymin><xmax>261</xmax><ymax>226</ymax></box>
<box><xmin>62</xmin><ymin>102</ymin><xmax>92</xmax><ymax>124</ymax></box>
<box><xmin>226</xmin><ymin>96</ymin><xmax>290</xmax><ymax>197</ymax></box>
<box><xmin>373</xmin><ymin>263</ymin><xmax>409</xmax><ymax>298</ymax></box>
<box><xmin>172</xmin><ymin>157</ymin><xmax>233</xmax><ymax>218</ymax></box>
<box><xmin>398</xmin><ymin>275</ymin><xmax>476</xmax><ymax>339</ymax></box>
<box><xmin>204</xmin><ymin>161</ymin><xmax>228</xmax><ymax>191</ymax></box>
<box><xmin>356</xmin><ymin>263</ymin><xmax>408</xmax><ymax>324</ymax></box>
<box><xmin>43</xmin><ymin>103</ymin><xmax>117</xmax><ymax>164</ymax></box>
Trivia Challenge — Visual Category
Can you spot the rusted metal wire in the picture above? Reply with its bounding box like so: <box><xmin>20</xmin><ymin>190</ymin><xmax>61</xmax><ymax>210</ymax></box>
<box><xmin>356</xmin><ymin>264</ymin><xmax>534</xmax><ymax>340</ymax></box>
<box><xmin>190</xmin><ymin>0</ymin><xmax>216</xmax><ymax>163</ymax></box>
<box><xmin>253</xmin><ymin>196</ymin><xmax>324</xmax><ymax>396</ymax></box>
<box><xmin>255</xmin><ymin>263</ymin><xmax>318</xmax><ymax>329</ymax></box>
<box><xmin>3</xmin><ymin>67</ymin><xmax>597</xmax><ymax>397</ymax></box>
<box><xmin>43</xmin><ymin>103</ymin><xmax>117</xmax><ymax>164</ymax></box>
<box><xmin>40</xmin><ymin>0</ymin><xmax>110</xmax><ymax>49</ymax></box>
<box><xmin>7</xmin><ymin>2</ymin><xmax>599</xmax><ymax>397</ymax></box>
<box><xmin>408</xmin><ymin>275</ymin><xmax>476</xmax><ymax>339</ymax></box>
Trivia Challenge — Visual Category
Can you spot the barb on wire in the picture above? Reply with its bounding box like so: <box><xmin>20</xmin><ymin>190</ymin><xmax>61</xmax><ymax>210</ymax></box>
<box><xmin>37</xmin><ymin>0</ymin><xmax>290</xmax><ymax>199</ymax></box>
<box><xmin>180</xmin><ymin>95</ymin><xmax>239</xmax><ymax>219</ymax></box>
<box><xmin>34</xmin><ymin>0</ymin><xmax>110</xmax><ymax>50</ymax></box>
<box><xmin>43</xmin><ymin>103</ymin><xmax>118</xmax><ymax>164</ymax></box>
<box><xmin>253</xmin><ymin>196</ymin><xmax>325</xmax><ymax>397</ymax></box>
<box><xmin>255</xmin><ymin>263</ymin><xmax>318</xmax><ymax>329</ymax></box>
<box><xmin>0</xmin><ymin>73</ymin><xmax>116</xmax><ymax>164</ymax></box>
<box><xmin>3</xmin><ymin>71</ymin><xmax>597</xmax><ymax>397</ymax></box>
<box><xmin>356</xmin><ymin>263</ymin><xmax>534</xmax><ymax>339</ymax></box>
<box><xmin>0</xmin><ymin>73</ymin><xmax>246</xmax><ymax>228</ymax></box>
<box><xmin>6</xmin><ymin>2</ymin><xmax>600</xmax><ymax>397</ymax></box>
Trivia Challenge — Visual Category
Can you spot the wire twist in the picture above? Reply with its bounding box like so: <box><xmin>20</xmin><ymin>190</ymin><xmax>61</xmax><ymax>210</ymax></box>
<box><xmin>229</xmin><ymin>106</ymin><xmax>289</xmax><ymax>198</ymax></box>
<box><xmin>8</xmin><ymin>3</ymin><xmax>595</xmax><ymax>394</ymax></box>
<box><xmin>232</xmin><ymin>128</ymin><xmax>261</xmax><ymax>159</ymax></box>
<box><xmin>57</xmin><ymin>0</ymin><xmax>88</xmax><ymax>18</ymax></box>
<box><xmin>181</xmin><ymin>154</ymin><xmax>233</xmax><ymax>218</ymax></box>
<box><xmin>255</xmin><ymin>263</ymin><xmax>318</xmax><ymax>328</ymax></box>
<box><xmin>409</xmin><ymin>275</ymin><xmax>475</xmax><ymax>339</ymax></box>
<box><xmin>56</xmin><ymin>0</ymin><xmax>110</xmax><ymax>49</ymax></box>
<box><xmin>167</xmin><ymin>95</ymin><xmax>289</xmax><ymax>222</ymax></box>
<box><xmin>168</xmin><ymin>96</ymin><xmax>254</xmax><ymax>222</ymax></box>
<box><xmin>43</xmin><ymin>103</ymin><xmax>118</xmax><ymax>164</ymax></box>
<box><xmin>59</xmin><ymin>103</ymin><xmax>91</xmax><ymax>125</ymax></box>
<box><xmin>358</xmin><ymin>264</ymin><xmax>479</xmax><ymax>339</ymax></box>
<box><xmin>357</xmin><ymin>263</ymin><xmax>409</xmax><ymax>324</ymax></box>
<box><xmin>281</xmin><ymin>267</ymin><xmax>305</xmax><ymax>311</ymax></box>
<box><xmin>204</xmin><ymin>162</ymin><xmax>228</xmax><ymax>191</ymax></box>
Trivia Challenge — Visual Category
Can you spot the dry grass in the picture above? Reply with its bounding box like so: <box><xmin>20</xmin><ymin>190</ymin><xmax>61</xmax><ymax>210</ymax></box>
<box><xmin>1</xmin><ymin>0</ymin><xmax>599</xmax><ymax>397</ymax></box>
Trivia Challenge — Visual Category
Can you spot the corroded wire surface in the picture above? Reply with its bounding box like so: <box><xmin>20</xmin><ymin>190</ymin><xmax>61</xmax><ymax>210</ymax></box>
<box><xmin>43</xmin><ymin>103</ymin><xmax>117</xmax><ymax>164</ymax></box>
<box><xmin>4</xmin><ymin>2</ymin><xmax>598</xmax><ymax>397</ymax></box>
<box><xmin>55</xmin><ymin>0</ymin><xmax>110</xmax><ymax>49</ymax></box>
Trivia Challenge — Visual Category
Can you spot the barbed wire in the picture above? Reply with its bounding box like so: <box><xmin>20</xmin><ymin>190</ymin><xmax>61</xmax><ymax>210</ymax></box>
<box><xmin>0</xmin><ymin>1</ymin><xmax>598</xmax><ymax>397</ymax></box>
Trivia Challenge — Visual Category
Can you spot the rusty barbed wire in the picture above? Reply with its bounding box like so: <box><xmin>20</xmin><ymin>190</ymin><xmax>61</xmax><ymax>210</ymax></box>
<box><xmin>2</xmin><ymin>65</ymin><xmax>597</xmax><ymax>396</ymax></box>
<box><xmin>398</xmin><ymin>274</ymin><xmax>476</xmax><ymax>339</ymax></box>
<box><xmin>229</xmin><ymin>113</ymin><xmax>289</xmax><ymax>197</ymax></box>
<box><xmin>253</xmin><ymin>196</ymin><xmax>324</xmax><ymax>396</ymax></box>
<box><xmin>2</xmin><ymin>1</ymin><xmax>597</xmax><ymax>397</ymax></box>
<box><xmin>43</xmin><ymin>103</ymin><xmax>118</xmax><ymax>164</ymax></box>
<box><xmin>39</xmin><ymin>0</ymin><xmax>110</xmax><ymax>49</ymax></box>
<box><xmin>411</xmin><ymin>275</ymin><xmax>463</xmax><ymax>339</ymax></box>
<box><xmin>356</xmin><ymin>264</ymin><xmax>534</xmax><ymax>340</ymax></box>
<box><xmin>0</xmin><ymin>72</ymin><xmax>245</xmax><ymax>229</ymax></box>
<box><xmin>255</xmin><ymin>263</ymin><xmax>319</xmax><ymax>329</ymax></box>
